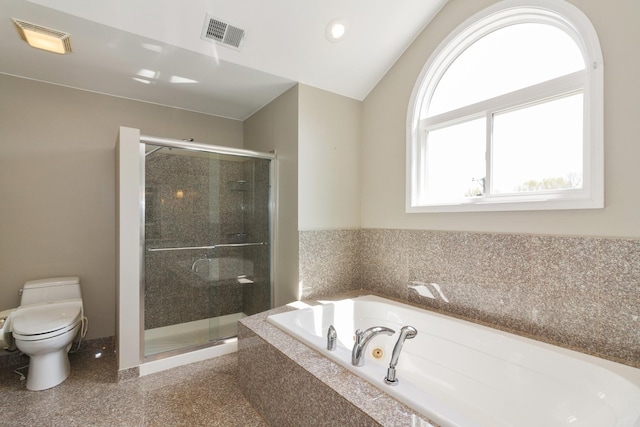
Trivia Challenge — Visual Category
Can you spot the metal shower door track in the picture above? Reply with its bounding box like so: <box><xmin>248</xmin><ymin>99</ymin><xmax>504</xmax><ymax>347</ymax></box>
<box><xmin>140</xmin><ymin>135</ymin><xmax>275</xmax><ymax>160</ymax></box>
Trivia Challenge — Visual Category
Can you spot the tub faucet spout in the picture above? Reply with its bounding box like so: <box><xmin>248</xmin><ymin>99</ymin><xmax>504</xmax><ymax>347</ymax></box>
<box><xmin>351</xmin><ymin>326</ymin><xmax>395</xmax><ymax>367</ymax></box>
<box><xmin>384</xmin><ymin>325</ymin><xmax>418</xmax><ymax>386</ymax></box>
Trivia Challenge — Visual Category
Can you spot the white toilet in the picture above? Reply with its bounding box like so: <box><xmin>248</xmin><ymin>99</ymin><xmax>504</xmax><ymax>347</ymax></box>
<box><xmin>0</xmin><ymin>277</ymin><xmax>86</xmax><ymax>391</ymax></box>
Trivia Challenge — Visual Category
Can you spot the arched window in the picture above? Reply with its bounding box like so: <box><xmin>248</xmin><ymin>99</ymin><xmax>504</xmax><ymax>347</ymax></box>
<box><xmin>406</xmin><ymin>0</ymin><xmax>603</xmax><ymax>212</ymax></box>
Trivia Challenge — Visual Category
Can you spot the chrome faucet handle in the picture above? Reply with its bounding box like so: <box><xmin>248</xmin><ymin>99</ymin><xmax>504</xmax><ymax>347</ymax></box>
<box><xmin>191</xmin><ymin>255</ymin><xmax>211</xmax><ymax>272</ymax></box>
<box><xmin>327</xmin><ymin>325</ymin><xmax>337</xmax><ymax>351</ymax></box>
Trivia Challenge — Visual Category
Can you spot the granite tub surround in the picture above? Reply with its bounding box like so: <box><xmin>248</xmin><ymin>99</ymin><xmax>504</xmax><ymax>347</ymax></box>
<box><xmin>299</xmin><ymin>229</ymin><xmax>362</xmax><ymax>299</ymax></box>
<box><xmin>299</xmin><ymin>229</ymin><xmax>640</xmax><ymax>368</ymax></box>
<box><xmin>237</xmin><ymin>302</ymin><xmax>440</xmax><ymax>427</ymax></box>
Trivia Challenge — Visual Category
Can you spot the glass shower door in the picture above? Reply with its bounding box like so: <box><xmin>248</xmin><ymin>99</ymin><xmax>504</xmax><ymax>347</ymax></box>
<box><xmin>142</xmin><ymin>143</ymin><xmax>272</xmax><ymax>357</ymax></box>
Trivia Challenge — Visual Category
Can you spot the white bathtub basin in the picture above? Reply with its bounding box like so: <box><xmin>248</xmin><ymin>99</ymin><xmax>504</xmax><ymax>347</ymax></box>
<box><xmin>267</xmin><ymin>295</ymin><xmax>640</xmax><ymax>427</ymax></box>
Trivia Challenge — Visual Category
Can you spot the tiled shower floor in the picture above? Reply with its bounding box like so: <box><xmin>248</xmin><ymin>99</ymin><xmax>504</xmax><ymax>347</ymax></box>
<box><xmin>0</xmin><ymin>347</ymin><xmax>267</xmax><ymax>426</ymax></box>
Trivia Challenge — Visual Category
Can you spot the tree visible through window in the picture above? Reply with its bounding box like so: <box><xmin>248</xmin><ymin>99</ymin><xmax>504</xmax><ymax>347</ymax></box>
<box><xmin>407</xmin><ymin>0</ymin><xmax>603</xmax><ymax>212</ymax></box>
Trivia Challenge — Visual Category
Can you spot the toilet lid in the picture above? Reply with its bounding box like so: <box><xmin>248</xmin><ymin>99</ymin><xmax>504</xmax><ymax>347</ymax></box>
<box><xmin>12</xmin><ymin>300</ymin><xmax>82</xmax><ymax>336</ymax></box>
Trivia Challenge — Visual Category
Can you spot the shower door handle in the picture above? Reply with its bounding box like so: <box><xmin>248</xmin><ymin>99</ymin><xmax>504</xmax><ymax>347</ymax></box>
<box><xmin>215</xmin><ymin>243</ymin><xmax>267</xmax><ymax>249</ymax></box>
<box><xmin>147</xmin><ymin>242</ymin><xmax>268</xmax><ymax>252</ymax></box>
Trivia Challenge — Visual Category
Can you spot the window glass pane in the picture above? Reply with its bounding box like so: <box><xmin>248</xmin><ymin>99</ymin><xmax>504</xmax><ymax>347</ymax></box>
<box><xmin>492</xmin><ymin>93</ymin><xmax>583</xmax><ymax>194</ymax></box>
<box><xmin>426</xmin><ymin>118</ymin><xmax>486</xmax><ymax>202</ymax></box>
<box><xmin>428</xmin><ymin>23</ymin><xmax>585</xmax><ymax>117</ymax></box>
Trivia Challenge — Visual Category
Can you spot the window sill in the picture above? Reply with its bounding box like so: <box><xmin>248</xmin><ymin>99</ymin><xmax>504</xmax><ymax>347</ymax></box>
<box><xmin>407</xmin><ymin>193</ymin><xmax>604</xmax><ymax>213</ymax></box>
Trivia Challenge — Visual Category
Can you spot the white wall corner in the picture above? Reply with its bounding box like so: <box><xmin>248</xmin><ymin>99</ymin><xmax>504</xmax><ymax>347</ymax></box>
<box><xmin>116</xmin><ymin>126</ymin><xmax>142</xmax><ymax>372</ymax></box>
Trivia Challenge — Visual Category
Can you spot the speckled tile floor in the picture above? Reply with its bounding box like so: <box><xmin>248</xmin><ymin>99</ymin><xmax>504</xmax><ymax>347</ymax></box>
<box><xmin>0</xmin><ymin>349</ymin><xmax>267</xmax><ymax>427</ymax></box>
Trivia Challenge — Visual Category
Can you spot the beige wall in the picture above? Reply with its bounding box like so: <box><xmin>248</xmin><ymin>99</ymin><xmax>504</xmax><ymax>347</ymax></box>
<box><xmin>243</xmin><ymin>85</ymin><xmax>300</xmax><ymax>306</ymax></box>
<box><xmin>0</xmin><ymin>74</ymin><xmax>243</xmax><ymax>339</ymax></box>
<box><xmin>361</xmin><ymin>0</ymin><xmax>640</xmax><ymax>238</ymax></box>
<box><xmin>244</xmin><ymin>84</ymin><xmax>361</xmax><ymax>304</ymax></box>
<box><xmin>298</xmin><ymin>85</ymin><xmax>362</xmax><ymax>231</ymax></box>
<box><xmin>4</xmin><ymin>0</ymin><xmax>634</xmax><ymax>345</ymax></box>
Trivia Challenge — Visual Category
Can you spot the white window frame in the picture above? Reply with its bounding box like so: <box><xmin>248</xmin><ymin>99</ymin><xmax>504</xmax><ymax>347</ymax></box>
<box><xmin>406</xmin><ymin>0</ymin><xmax>603</xmax><ymax>213</ymax></box>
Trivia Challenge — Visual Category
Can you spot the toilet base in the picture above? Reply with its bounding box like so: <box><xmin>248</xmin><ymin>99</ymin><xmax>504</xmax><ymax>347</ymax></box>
<box><xmin>14</xmin><ymin>324</ymin><xmax>79</xmax><ymax>391</ymax></box>
<box><xmin>25</xmin><ymin>349</ymin><xmax>71</xmax><ymax>391</ymax></box>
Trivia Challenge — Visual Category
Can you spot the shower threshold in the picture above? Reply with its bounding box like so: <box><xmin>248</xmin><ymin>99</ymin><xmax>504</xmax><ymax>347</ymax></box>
<box><xmin>144</xmin><ymin>312</ymin><xmax>246</xmax><ymax>357</ymax></box>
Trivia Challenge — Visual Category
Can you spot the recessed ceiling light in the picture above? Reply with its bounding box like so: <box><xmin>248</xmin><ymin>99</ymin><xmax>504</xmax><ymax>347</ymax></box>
<box><xmin>12</xmin><ymin>18</ymin><xmax>72</xmax><ymax>54</ymax></box>
<box><xmin>325</xmin><ymin>19</ymin><xmax>348</xmax><ymax>42</ymax></box>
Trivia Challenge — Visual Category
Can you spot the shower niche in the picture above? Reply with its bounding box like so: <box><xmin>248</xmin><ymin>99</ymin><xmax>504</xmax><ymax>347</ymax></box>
<box><xmin>142</xmin><ymin>144</ymin><xmax>272</xmax><ymax>357</ymax></box>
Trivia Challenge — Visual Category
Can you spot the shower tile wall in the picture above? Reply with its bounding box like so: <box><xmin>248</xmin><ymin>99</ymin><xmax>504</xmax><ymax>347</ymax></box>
<box><xmin>145</xmin><ymin>153</ymin><xmax>269</xmax><ymax>330</ymax></box>
<box><xmin>299</xmin><ymin>229</ymin><xmax>640</xmax><ymax>368</ymax></box>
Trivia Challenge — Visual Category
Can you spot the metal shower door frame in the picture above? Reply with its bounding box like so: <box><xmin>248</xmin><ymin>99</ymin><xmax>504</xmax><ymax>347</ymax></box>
<box><xmin>138</xmin><ymin>134</ymin><xmax>277</xmax><ymax>361</ymax></box>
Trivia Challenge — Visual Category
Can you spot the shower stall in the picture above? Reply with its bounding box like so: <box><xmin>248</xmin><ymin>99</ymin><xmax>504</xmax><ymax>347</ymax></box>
<box><xmin>140</xmin><ymin>136</ymin><xmax>274</xmax><ymax>358</ymax></box>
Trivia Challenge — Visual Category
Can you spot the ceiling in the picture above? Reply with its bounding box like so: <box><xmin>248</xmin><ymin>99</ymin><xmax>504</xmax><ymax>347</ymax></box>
<box><xmin>1</xmin><ymin>0</ymin><xmax>448</xmax><ymax>120</ymax></box>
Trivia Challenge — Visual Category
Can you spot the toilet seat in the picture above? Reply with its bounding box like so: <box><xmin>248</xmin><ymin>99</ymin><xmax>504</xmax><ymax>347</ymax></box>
<box><xmin>11</xmin><ymin>299</ymin><xmax>82</xmax><ymax>342</ymax></box>
<box><xmin>12</xmin><ymin>320</ymin><xmax>81</xmax><ymax>341</ymax></box>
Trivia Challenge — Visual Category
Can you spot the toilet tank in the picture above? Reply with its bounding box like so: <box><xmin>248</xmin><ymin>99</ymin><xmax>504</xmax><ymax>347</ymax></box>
<box><xmin>20</xmin><ymin>277</ymin><xmax>82</xmax><ymax>306</ymax></box>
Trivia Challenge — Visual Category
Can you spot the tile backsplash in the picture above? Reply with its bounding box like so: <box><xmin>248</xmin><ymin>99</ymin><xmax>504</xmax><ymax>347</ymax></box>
<box><xmin>299</xmin><ymin>229</ymin><xmax>640</xmax><ymax>368</ymax></box>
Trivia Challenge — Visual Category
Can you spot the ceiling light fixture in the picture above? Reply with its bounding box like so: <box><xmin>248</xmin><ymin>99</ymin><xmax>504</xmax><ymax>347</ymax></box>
<box><xmin>325</xmin><ymin>19</ymin><xmax>348</xmax><ymax>42</ymax></box>
<box><xmin>12</xmin><ymin>18</ymin><xmax>72</xmax><ymax>54</ymax></box>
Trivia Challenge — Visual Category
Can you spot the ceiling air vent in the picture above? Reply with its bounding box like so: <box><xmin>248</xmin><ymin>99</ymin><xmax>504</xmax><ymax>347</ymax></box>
<box><xmin>201</xmin><ymin>14</ymin><xmax>246</xmax><ymax>50</ymax></box>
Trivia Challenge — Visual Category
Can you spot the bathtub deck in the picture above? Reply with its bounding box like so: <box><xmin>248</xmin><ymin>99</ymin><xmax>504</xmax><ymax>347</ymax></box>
<box><xmin>239</xmin><ymin>292</ymin><xmax>640</xmax><ymax>427</ymax></box>
<box><xmin>237</xmin><ymin>301</ymin><xmax>441</xmax><ymax>427</ymax></box>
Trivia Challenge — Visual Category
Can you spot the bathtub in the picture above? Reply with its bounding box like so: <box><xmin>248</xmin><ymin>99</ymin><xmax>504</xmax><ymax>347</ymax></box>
<box><xmin>267</xmin><ymin>295</ymin><xmax>640</xmax><ymax>427</ymax></box>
